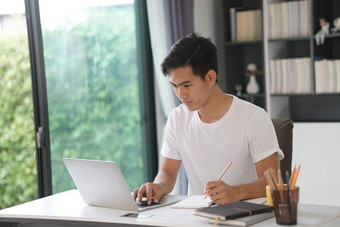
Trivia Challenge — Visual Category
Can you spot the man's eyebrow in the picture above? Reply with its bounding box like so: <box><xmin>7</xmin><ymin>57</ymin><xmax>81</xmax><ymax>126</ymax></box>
<box><xmin>169</xmin><ymin>80</ymin><xmax>191</xmax><ymax>87</ymax></box>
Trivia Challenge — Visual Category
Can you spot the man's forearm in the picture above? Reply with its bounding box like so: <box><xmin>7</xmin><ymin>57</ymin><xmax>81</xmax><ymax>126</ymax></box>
<box><xmin>235</xmin><ymin>175</ymin><xmax>268</xmax><ymax>201</ymax></box>
<box><xmin>153</xmin><ymin>171</ymin><xmax>177</xmax><ymax>196</ymax></box>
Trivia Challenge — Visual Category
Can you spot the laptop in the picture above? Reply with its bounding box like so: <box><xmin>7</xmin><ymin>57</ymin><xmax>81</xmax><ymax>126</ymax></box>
<box><xmin>63</xmin><ymin>157</ymin><xmax>180</xmax><ymax>212</ymax></box>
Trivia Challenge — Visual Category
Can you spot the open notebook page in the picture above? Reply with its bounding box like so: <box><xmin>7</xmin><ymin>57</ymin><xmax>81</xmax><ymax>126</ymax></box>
<box><xmin>171</xmin><ymin>195</ymin><xmax>213</xmax><ymax>209</ymax></box>
<box><xmin>171</xmin><ymin>195</ymin><xmax>267</xmax><ymax>209</ymax></box>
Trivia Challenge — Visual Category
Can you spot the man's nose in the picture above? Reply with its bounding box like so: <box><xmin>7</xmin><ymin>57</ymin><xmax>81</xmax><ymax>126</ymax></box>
<box><xmin>177</xmin><ymin>87</ymin><xmax>187</xmax><ymax>99</ymax></box>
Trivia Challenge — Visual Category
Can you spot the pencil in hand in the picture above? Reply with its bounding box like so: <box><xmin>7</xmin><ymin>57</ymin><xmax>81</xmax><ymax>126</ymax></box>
<box><xmin>203</xmin><ymin>161</ymin><xmax>232</xmax><ymax>200</ymax></box>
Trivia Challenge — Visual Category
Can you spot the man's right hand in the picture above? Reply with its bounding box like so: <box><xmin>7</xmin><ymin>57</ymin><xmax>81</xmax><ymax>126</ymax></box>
<box><xmin>133</xmin><ymin>157</ymin><xmax>181</xmax><ymax>206</ymax></box>
<box><xmin>133</xmin><ymin>182</ymin><xmax>164</xmax><ymax>206</ymax></box>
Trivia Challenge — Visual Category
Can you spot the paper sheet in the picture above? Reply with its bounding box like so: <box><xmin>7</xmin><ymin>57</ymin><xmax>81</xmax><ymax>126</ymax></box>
<box><xmin>171</xmin><ymin>195</ymin><xmax>267</xmax><ymax>209</ymax></box>
<box><xmin>171</xmin><ymin>195</ymin><xmax>213</xmax><ymax>209</ymax></box>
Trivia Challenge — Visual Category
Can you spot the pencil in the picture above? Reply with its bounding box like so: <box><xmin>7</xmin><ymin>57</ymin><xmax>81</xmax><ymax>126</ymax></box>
<box><xmin>289</xmin><ymin>165</ymin><xmax>296</xmax><ymax>187</ymax></box>
<box><xmin>291</xmin><ymin>164</ymin><xmax>301</xmax><ymax>190</ymax></box>
<box><xmin>203</xmin><ymin>161</ymin><xmax>232</xmax><ymax>200</ymax></box>
<box><xmin>264</xmin><ymin>169</ymin><xmax>277</xmax><ymax>190</ymax></box>
<box><xmin>270</xmin><ymin>168</ymin><xmax>278</xmax><ymax>186</ymax></box>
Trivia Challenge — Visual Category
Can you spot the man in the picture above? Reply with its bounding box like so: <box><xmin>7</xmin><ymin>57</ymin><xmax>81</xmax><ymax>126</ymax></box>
<box><xmin>134</xmin><ymin>33</ymin><xmax>283</xmax><ymax>206</ymax></box>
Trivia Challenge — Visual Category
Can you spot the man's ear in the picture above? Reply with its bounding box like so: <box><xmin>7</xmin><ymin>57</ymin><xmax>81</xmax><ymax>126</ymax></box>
<box><xmin>205</xmin><ymin>70</ymin><xmax>217</xmax><ymax>85</ymax></box>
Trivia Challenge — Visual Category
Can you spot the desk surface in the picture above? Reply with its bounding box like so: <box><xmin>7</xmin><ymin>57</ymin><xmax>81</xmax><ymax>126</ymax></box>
<box><xmin>1</xmin><ymin>190</ymin><xmax>340</xmax><ymax>227</ymax></box>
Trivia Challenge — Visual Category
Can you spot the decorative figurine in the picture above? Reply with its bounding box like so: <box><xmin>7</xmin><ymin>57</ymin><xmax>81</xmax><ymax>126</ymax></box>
<box><xmin>246</xmin><ymin>63</ymin><xmax>261</xmax><ymax>94</ymax></box>
<box><xmin>331</xmin><ymin>17</ymin><xmax>340</xmax><ymax>33</ymax></box>
<box><xmin>235</xmin><ymin>84</ymin><xmax>243</xmax><ymax>96</ymax></box>
<box><xmin>315</xmin><ymin>18</ymin><xmax>330</xmax><ymax>45</ymax></box>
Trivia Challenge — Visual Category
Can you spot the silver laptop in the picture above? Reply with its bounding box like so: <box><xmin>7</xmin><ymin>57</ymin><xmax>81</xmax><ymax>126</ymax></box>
<box><xmin>63</xmin><ymin>158</ymin><xmax>180</xmax><ymax>212</ymax></box>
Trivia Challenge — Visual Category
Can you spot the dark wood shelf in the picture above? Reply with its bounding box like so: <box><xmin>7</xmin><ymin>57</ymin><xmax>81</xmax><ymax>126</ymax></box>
<box><xmin>272</xmin><ymin>93</ymin><xmax>340</xmax><ymax>97</ymax></box>
<box><xmin>324</xmin><ymin>33</ymin><xmax>340</xmax><ymax>39</ymax></box>
<box><xmin>225</xmin><ymin>40</ymin><xmax>262</xmax><ymax>46</ymax></box>
<box><xmin>268</xmin><ymin>36</ymin><xmax>311</xmax><ymax>42</ymax></box>
<box><xmin>237</xmin><ymin>93</ymin><xmax>265</xmax><ymax>98</ymax></box>
<box><xmin>221</xmin><ymin>0</ymin><xmax>340</xmax><ymax>122</ymax></box>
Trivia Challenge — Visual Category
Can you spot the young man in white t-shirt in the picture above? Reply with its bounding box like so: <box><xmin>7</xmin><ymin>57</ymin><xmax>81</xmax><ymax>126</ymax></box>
<box><xmin>133</xmin><ymin>33</ymin><xmax>283</xmax><ymax>206</ymax></box>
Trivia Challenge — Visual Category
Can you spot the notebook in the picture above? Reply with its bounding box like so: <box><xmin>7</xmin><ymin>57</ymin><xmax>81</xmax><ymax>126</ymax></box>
<box><xmin>194</xmin><ymin>201</ymin><xmax>274</xmax><ymax>220</ymax></box>
<box><xmin>208</xmin><ymin>212</ymin><xmax>274</xmax><ymax>226</ymax></box>
<box><xmin>63</xmin><ymin>158</ymin><xmax>180</xmax><ymax>212</ymax></box>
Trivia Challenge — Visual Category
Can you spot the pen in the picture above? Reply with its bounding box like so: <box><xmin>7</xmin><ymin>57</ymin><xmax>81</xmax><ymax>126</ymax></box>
<box><xmin>208</xmin><ymin>201</ymin><xmax>215</xmax><ymax>207</ymax></box>
<box><xmin>285</xmin><ymin>171</ymin><xmax>291</xmax><ymax>212</ymax></box>
<box><xmin>203</xmin><ymin>161</ymin><xmax>232</xmax><ymax>200</ymax></box>
<box><xmin>278</xmin><ymin>169</ymin><xmax>284</xmax><ymax>201</ymax></box>
<box><xmin>285</xmin><ymin>171</ymin><xmax>290</xmax><ymax>194</ymax></box>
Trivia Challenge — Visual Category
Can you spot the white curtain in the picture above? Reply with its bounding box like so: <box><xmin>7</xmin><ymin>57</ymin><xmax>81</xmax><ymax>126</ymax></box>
<box><xmin>146</xmin><ymin>0</ymin><xmax>182</xmax><ymax>195</ymax></box>
<box><xmin>146</xmin><ymin>0</ymin><xmax>176</xmax><ymax>119</ymax></box>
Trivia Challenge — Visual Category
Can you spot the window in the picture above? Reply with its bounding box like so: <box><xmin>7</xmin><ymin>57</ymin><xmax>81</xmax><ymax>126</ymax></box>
<box><xmin>0</xmin><ymin>0</ymin><xmax>156</xmax><ymax>208</ymax></box>
<box><xmin>38</xmin><ymin>0</ymin><xmax>156</xmax><ymax>193</ymax></box>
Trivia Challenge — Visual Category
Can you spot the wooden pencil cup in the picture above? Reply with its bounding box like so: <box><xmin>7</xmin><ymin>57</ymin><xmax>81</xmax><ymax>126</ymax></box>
<box><xmin>271</xmin><ymin>187</ymin><xmax>299</xmax><ymax>225</ymax></box>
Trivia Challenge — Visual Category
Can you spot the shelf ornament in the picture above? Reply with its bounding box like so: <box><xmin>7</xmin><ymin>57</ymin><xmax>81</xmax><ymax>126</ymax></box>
<box><xmin>245</xmin><ymin>63</ymin><xmax>261</xmax><ymax>94</ymax></box>
<box><xmin>331</xmin><ymin>17</ymin><xmax>340</xmax><ymax>33</ymax></box>
<box><xmin>235</xmin><ymin>84</ymin><xmax>243</xmax><ymax>96</ymax></box>
<box><xmin>315</xmin><ymin>18</ymin><xmax>330</xmax><ymax>45</ymax></box>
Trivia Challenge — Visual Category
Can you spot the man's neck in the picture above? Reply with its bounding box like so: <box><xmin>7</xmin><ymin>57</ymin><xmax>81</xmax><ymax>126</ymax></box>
<box><xmin>198</xmin><ymin>87</ymin><xmax>233</xmax><ymax>123</ymax></box>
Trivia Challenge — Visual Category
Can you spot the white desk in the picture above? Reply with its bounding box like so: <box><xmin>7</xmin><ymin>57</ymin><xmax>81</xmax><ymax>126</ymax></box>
<box><xmin>1</xmin><ymin>190</ymin><xmax>340</xmax><ymax>227</ymax></box>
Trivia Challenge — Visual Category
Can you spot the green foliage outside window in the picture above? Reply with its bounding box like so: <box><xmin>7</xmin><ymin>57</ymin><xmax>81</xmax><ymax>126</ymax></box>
<box><xmin>43</xmin><ymin>5</ymin><xmax>145</xmax><ymax>193</ymax></box>
<box><xmin>0</xmin><ymin>4</ymin><xmax>146</xmax><ymax>208</ymax></box>
<box><xmin>0</xmin><ymin>35</ymin><xmax>38</xmax><ymax>209</ymax></box>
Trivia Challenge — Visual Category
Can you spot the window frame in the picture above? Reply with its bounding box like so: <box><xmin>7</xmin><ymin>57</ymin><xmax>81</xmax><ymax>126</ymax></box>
<box><xmin>24</xmin><ymin>0</ymin><xmax>157</xmax><ymax>197</ymax></box>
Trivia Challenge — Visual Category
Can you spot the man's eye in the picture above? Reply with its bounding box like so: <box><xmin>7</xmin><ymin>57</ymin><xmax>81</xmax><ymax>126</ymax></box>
<box><xmin>184</xmin><ymin>84</ymin><xmax>191</xmax><ymax>87</ymax></box>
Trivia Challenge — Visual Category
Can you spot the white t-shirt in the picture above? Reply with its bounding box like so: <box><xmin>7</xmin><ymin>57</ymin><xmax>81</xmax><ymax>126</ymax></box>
<box><xmin>161</xmin><ymin>95</ymin><xmax>284</xmax><ymax>195</ymax></box>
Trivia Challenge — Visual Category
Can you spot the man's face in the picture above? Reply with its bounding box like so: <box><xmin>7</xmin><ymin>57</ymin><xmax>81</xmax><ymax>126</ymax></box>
<box><xmin>169</xmin><ymin>65</ymin><xmax>212</xmax><ymax>111</ymax></box>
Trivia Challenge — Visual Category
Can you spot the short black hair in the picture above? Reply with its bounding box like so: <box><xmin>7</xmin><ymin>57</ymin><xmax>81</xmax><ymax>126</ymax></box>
<box><xmin>161</xmin><ymin>32</ymin><xmax>218</xmax><ymax>81</ymax></box>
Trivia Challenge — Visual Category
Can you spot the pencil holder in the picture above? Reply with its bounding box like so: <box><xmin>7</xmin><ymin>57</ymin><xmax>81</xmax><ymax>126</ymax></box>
<box><xmin>271</xmin><ymin>186</ymin><xmax>299</xmax><ymax>225</ymax></box>
<box><xmin>266</xmin><ymin>184</ymin><xmax>287</xmax><ymax>206</ymax></box>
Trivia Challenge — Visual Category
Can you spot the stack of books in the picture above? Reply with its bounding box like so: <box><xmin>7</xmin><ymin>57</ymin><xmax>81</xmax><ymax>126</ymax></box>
<box><xmin>315</xmin><ymin>59</ymin><xmax>340</xmax><ymax>93</ymax></box>
<box><xmin>269</xmin><ymin>57</ymin><xmax>312</xmax><ymax>94</ymax></box>
<box><xmin>268</xmin><ymin>0</ymin><xmax>310</xmax><ymax>39</ymax></box>
<box><xmin>230</xmin><ymin>8</ymin><xmax>262</xmax><ymax>42</ymax></box>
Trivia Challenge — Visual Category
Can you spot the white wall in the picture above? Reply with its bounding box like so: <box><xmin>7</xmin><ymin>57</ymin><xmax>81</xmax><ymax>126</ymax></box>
<box><xmin>292</xmin><ymin>123</ymin><xmax>340</xmax><ymax>206</ymax></box>
<box><xmin>193</xmin><ymin>0</ymin><xmax>226</xmax><ymax>91</ymax></box>
<box><xmin>193</xmin><ymin>0</ymin><xmax>216</xmax><ymax>43</ymax></box>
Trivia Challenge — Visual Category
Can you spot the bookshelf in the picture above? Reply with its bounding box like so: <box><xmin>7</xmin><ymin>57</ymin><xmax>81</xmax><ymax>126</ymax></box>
<box><xmin>221</xmin><ymin>0</ymin><xmax>340</xmax><ymax>122</ymax></box>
